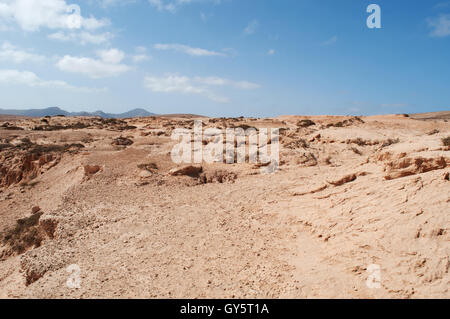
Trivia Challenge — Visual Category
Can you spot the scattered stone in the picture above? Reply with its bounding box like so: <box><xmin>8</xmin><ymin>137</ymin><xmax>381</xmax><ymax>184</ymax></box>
<box><xmin>292</xmin><ymin>184</ymin><xmax>327</xmax><ymax>196</ymax></box>
<box><xmin>84</xmin><ymin>165</ymin><xmax>101</xmax><ymax>177</ymax></box>
<box><xmin>169</xmin><ymin>165</ymin><xmax>203</xmax><ymax>177</ymax></box>
<box><xmin>327</xmin><ymin>174</ymin><xmax>357</xmax><ymax>186</ymax></box>
<box><xmin>31</xmin><ymin>206</ymin><xmax>41</xmax><ymax>214</ymax></box>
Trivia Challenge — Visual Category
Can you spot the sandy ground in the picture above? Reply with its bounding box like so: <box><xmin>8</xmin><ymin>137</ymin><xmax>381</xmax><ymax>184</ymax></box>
<box><xmin>0</xmin><ymin>113</ymin><xmax>448</xmax><ymax>298</ymax></box>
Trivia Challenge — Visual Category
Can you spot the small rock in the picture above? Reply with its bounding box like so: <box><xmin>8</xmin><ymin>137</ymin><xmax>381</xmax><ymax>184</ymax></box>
<box><xmin>31</xmin><ymin>206</ymin><xmax>41</xmax><ymax>214</ymax></box>
<box><xmin>444</xmin><ymin>172</ymin><xmax>449</xmax><ymax>181</ymax></box>
<box><xmin>84</xmin><ymin>165</ymin><xmax>101</xmax><ymax>176</ymax></box>
<box><xmin>327</xmin><ymin>174</ymin><xmax>357</xmax><ymax>186</ymax></box>
<box><xmin>139</xmin><ymin>170</ymin><xmax>152</xmax><ymax>178</ymax></box>
<box><xmin>169</xmin><ymin>165</ymin><xmax>202</xmax><ymax>177</ymax></box>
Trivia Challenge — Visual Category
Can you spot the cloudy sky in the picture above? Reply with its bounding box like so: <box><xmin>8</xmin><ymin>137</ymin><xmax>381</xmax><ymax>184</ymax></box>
<box><xmin>0</xmin><ymin>0</ymin><xmax>449</xmax><ymax>117</ymax></box>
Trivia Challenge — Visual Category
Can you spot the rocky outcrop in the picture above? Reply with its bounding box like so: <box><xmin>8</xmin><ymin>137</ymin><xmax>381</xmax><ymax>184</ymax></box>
<box><xmin>327</xmin><ymin>173</ymin><xmax>357</xmax><ymax>186</ymax></box>
<box><xmin>0</xmin><ymin>151</ymin><xmax>61</xmax><ymax>188</ymax></box>
<box><xmin>384</xmin><ymin>156</ymin><xmax>448</xmax><ymax>180</ymax></box>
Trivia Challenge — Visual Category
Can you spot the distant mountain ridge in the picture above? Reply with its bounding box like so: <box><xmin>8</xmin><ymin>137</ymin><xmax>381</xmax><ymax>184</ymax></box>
<box><xmin>0</xmin><ymin>107</ymin><xmax>155</xmax><ymax>118</ymax></box>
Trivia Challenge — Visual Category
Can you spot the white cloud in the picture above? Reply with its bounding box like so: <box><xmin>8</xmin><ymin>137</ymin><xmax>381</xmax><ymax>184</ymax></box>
<box><xmin>0</xmin><ymin>42</ymin><xmax>45</xmax><ymax>63</ymax></box>
<box><xmin>244</xmin><ymin>19</ymin><xmax>259</xmax><ymax>35</ymax></box>
<box><xmin>0</xmin><ymin>0</ymin><xmax>109</xmax><ymax>32</ymax></box>
<box><xmin>97</xmin><ymin>0</ymin><xmax>137</xmax><ymax>8</ymax></box>
<box><xmin>96</xmin><ymin>48</ymin><xmax>124</xmax><ymax>64</ymax></box>
<box><xmin>148</xmin><ymin>0</ymin><xmax>175</xmax><ymax>12</ymax></box>
<box><xmin>131</xmin><ymin>46</ymin><xmax>151</xmax><ymax>63</ymax></box>
<box><xmin>322</xmin><ymin>35</ymin><xmax>338</xmax><ymax>46</ymax></box>
<box><xmin>434</xmin><ymin>2</ymin><xmax>450</xmax><ymax>9</ymax></box>
<box><xmin>148</xmin><ymin>0</ymin><xmax>222</xmax><ymax>13</ymax></box>
<box><xmin>144</xmin><ymin>74</ymin><xmax>259</xmax><ymax>103</ymax></box>
<box><xmin>132</xmin><ymin>54</ymin><xmax>150</xmax><ymax>63</ymax></box>
<box><xmin>48</xmin><ymin>31</ymin><xmax>113</xmax><ymax>45</ymax></box>
<box><xmin>0</xmin><ymin>69</ymin><xmax>104</xmax><ymax>92</ymax></box>
<box><xmin>56</xmin><ymin>49</ymin><xmax>130</xmax><ymax>78</ymax></box>
<box><xmin>428</xmin><ymin>14</ymin><xmax>450</xmax><ymax>37</ymax></box>
<box><xmin>154</xmin><ymin>43</ymin><xmax>226</xmax><ymax>57</ymax></box>
<box><xmin>267</xmin><ymin>49</ymin><xmax>275</xmax><ymax>56</ymax></box>
<box><xmin>145</xmin><ymin>75</ymin><xmax>205</xmax><ymax>94</ymax></box>
<box><xmin>194</xmin><ymin>76</ymin><xmax>260</xmax><ymax>89</ymax></box>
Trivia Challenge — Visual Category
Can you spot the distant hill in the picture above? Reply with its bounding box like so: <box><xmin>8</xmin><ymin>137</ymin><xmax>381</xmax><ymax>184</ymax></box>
<box><xmin>408</xmin><ymin>111</ymin><xmax>450</xmax><ymax>120</ymax></box>
<box><xmin>0</xmin><ymin>107</ymin><xmax>155</xmax><ymax>118</ymax></box>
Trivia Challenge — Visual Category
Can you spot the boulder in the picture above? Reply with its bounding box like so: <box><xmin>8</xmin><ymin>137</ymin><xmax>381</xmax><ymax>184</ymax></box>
<box><xmin>84</xmin><ymin>165</ymin><xmax>101</xmax><ymax>177</ymax></box>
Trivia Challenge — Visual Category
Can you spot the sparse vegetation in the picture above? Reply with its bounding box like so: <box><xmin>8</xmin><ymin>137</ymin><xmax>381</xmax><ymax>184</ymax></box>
<box><xmin>112</xmin><ymin>136</ymin><xmax>134</xmax><ymax>146</ymax></box>
<box><xmin>381</xmin><ymin>138</ymin><xmax>400</xmax><ymax>148</ymax></box>
<box><xmin>1</xmin><ymin>212</ymin><xmax>44</xmax><ymax>256</ymax></box>
<box><xmin>33</xmin><ymin>122</ymin><xmax>90</xmax><ymax>131</ymax></box>
<box><xmin>138</xmin><ymin>163</ymin><xmax>158</xmax><ymax>171</ymax></box>
<box><xmin>427</xmin><ymin>129</ymin><xmax>439</xmax><ymax>135</ymax></box>
<box><xmin>233</xmin><ymin>124</ymin><xmax>257</xmax><ymax>131</ymax></box>
<box><xmin>351</xmin><ymin>147</ymin><xmax>362</xmax><ymax>155</ymax></box>
<box><xmin>1</xmin><ymin>122</ymin><xmax>24</xmax><ymax>130</ymax></box>
<box><xmin>297</xmin><ymin>119</ymin><xmax>316</xmax><ymax>128</ymax></box>
<box><xmin>442</xmin><ymin>136</ymin><xmax>450</xmax><ymax>147</ymax></box>
<box><xmin>284</xmin><ymin>138</ymin><xmax>309</xmax><ymax>149</ymax></box>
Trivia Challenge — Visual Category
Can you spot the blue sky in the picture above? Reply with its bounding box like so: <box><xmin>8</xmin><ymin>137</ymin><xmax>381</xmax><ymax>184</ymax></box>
<box><xmin>0</xmin><ymin>0</ymin><xmax>449</xmax><ymax>117</ymax></box>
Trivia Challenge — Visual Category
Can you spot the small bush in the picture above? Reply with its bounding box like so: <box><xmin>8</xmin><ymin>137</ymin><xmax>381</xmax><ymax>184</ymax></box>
<box><xmin>351</xmin><ymin>147</ymin><xmax>362</xmax><ymax>155</ymax></box>
<box><xmin>297</xmin><ymin>119</ymin><xmax>316</xmax><ymax>128</ymax></box>
<box><xmin>442</xmin><ymin>136</ymin><xmax>450</xmax><ymax>147</ymax></box>
<box><xmin>0</xmin><ymin>143</ymin><xmax>13</xmax><ymax>151</ymax></box>
<box><xmin>112</xmin><ymin>136</ymin><xmax>134</xmax><ymax>146</ymax></box>
<box><xmin>381</xmin><ymin>138</ymin><xmax>400</xmax><ymax>148</ymax></box>
<box><xmin>427</xmin><ymin>129</ymin><xmax>439</xmax><ymax>136</ymax></box>
<box><xmin>1</xmin><ymin>212</ymin><xmax>44</xmax><ymax>255</ymax></box>
<box><xmin>138</xmin><ymin>163</ymin><xmax>158</xmax><ymax>171</ymax></box>
<box><xmin>233</xmin><ymin>124</ymin><xmax>256</xmax><ymax>131</ymax></box>
<box><xmin>284</xmin><ymin>138</ymin><xmax>309</xmax><ymax>149</ymax></box>
<box><xmin>327</xmin><ymin>121</ymin><xmax>344</xmax><ymax>128</ymax></box>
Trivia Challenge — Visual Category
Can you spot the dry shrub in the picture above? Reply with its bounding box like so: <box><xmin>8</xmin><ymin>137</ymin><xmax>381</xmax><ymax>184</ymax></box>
<box><xmin>112</xmin><ymin>136</ymin><xmax>134</xmax><ymax>146</ymax></box>
<box><xmin>297</xmin><ymin>119</ymin><xmax>316</xmax><ymax>128</ymax></box>
<box><xmin>442</xmin><ymin>136</ymin><xmax>450</xmax><ymax>147</ymax></box>
<box><xmin>427</xmin><ymin>129</ymin><xmax>439</xmax><ymax>136</ymax></box>
<box><xmin>199</xmin><ymin>170</ymin><xmax>237</xmax><ymax>184</ymax></box>
<box><xmin>138</xmin><ymin>163</ymin><xmax>158</xmax><ymax>171</ymax></box>
<box><xmin>284</xmin><ymin>138</ymin><xmax>309</xmax><ymax>149</ymax></box>
<box><xmin>351</xmin><ymin>147</ymin><xmax>362</xmax><ymax>155</ymax></box>
<box><xmin>1</xmin><ymin>212</ymin><xmax>44</xmax><ymax>256</ymax></box>
<box><xmin>381</xmin><ymin>138</ymin><xmax>400</xmax><ymax>148</ymax></box>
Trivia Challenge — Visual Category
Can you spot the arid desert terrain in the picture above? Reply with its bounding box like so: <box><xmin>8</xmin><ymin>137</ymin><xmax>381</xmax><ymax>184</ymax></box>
<box><xmin>0</xmin><ymin>112</ymin><xmax>449</xmax><ymax>298</ymax></box>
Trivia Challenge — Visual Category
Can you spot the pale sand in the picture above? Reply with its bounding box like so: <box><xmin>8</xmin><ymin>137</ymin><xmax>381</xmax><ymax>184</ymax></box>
<box><xmin>0</xmin><ymin>113</ymin><xmax>448</xmax><ymax>298</ymax></box>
